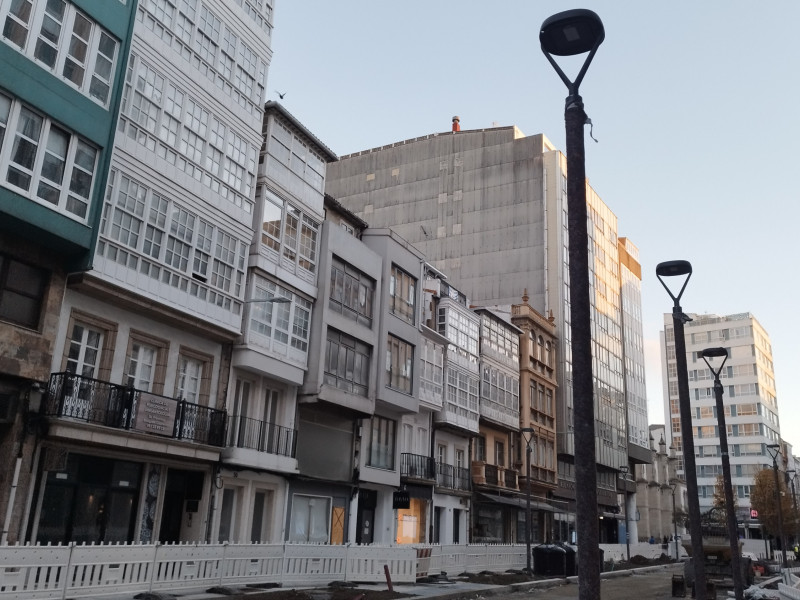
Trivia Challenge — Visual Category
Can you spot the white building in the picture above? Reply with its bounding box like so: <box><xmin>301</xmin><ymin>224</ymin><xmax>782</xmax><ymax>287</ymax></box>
<box><xmin>32</xmin><ymin>0</ymin><xmax>273</xmax><ymax>544</ymax></box>
<box><xmin>661</xmin><ymin>312</ymin><xmax>780</xmax><ymax>534</ymax></box>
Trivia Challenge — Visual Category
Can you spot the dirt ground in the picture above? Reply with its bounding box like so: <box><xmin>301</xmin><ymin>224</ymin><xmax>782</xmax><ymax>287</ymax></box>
<box><xmin>218</xmin><ymin>554</ymin><xmax>679</xmax><ymax>600</ymax></box>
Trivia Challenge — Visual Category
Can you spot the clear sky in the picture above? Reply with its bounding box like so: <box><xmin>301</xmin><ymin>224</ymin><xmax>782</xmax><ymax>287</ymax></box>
<box><xmin>267</xmin><ymin>1</ymin><xmax>800</xmax><ymax>448</ymax></box>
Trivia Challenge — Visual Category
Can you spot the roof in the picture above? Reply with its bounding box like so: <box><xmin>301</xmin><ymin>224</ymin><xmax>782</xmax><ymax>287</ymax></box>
<box><xmin>263</xmin><ymin>101</ymin><xmax>338</xmax><ymax>162</ymax></box>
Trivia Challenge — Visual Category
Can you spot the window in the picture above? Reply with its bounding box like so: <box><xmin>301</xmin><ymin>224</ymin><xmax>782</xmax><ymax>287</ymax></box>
<box><xmin>258</xmin><ymin>188</ymin><xmax>319</xmax><ymax>279</ymax></box>
<box><xmin>0</xmin><ymin>92</ymin><xmax>97</xmax><ymax>219</ymax></box>
<box><xmin>386</xmin><ymin>334</ymin><xmax>413</xmax><ymax>394</ymax></box>
<box><xmin>65</xmin><ymin>322</ymin><xmax>103</xmax><ymax>378</ymax></box>
<box><xmin>0</xmin><ymin>252</ymin><xmax>47</xmax><ymax>329</ymax></box>
<box><xmin>175</xmin><ymin>348</ymin><xmax>211</xmax><ymax>405</ymax></box>
<box><xmin>324</xmin><ymin>329</ymin><xmax>370</xmax><ymax>397</ymax></box>
<box><xmin>1</xmin><ymin>0</ymin><xmax>119</xmax><ymax>106</ymax></box>
<box><xmin>289</xmin><ymin>494</ymin><xmax>330</xmax><ymax>543</ymax></box>
<box><xmin>495</xmin><ymin>441</ymin><xmax>505</xmax><ymax>467</ymax></box>
<box><xmin>390</xmin><ymin>265</ymin><xmax>415</xmax><ymax>324</ymax></box>
<box><xmin>475</xmin><ymin>436</ymin><xmax>486</xmax><ymax>462</ymax></box>
<box><xmin>329</xmin><ymin>256</ymin><xmax>374</xmax><ymax>326</ymax></box>
<box><xmin>367</xmin><ymin>416</ymin><xmax>396</xmax><ymax>470</ymax></box>
<box><xmin>123</xmin><ymin>331</ymin><xmax>167</xmax><ymax>393</ymax></box>
<box><xmin>481</xmin><ymin>366</ymin><xmax>519</xmax><ymax>410</ymax></box>
<box><xmin>420</xmin><ymin>338</ymin><xmax>443</xmax><ymax>397</ymax></box>
<box><xmin>247</xmin><ymin>277</ymin><xmax>311</xmax><ymax>354</ymax></box>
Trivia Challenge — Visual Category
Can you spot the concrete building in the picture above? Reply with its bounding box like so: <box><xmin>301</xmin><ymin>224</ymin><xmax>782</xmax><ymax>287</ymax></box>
<box><xmin>0</xmin><ymin>0</ymin><xmax>137</xmax><ymax>544</ymax></box>
<box><xmin>215</xmin><ymin>101</ymin><xmax>335</xmax><ymax>544</ymax></box>
<box><xmin>660</xmin><ymin>312</ymin><xmax>780</xmax><ymax>536</ymax></box>
<box><xmin>17</xmin><ymin>0</ymin><xmax>274</xmax><ymax>544</ymax></box>
<box><xmin>325</xmin><ymin>124</ymin><xmax>650</xmax><ymax>537</ymax></box>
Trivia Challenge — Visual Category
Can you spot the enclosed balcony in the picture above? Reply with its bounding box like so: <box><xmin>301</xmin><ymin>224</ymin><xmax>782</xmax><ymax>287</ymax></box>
<box><xmin>43</xmin><ymin>372</ymin><xmax>226</xmax><ymax>447</ymax></box>
<box><xmin>400</xmin><ymin>453</ymin><xmax>436</xmax><ymax>482</ymax></box>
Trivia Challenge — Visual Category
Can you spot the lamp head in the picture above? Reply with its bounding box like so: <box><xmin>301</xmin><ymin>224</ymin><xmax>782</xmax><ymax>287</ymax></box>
<box><xmin>619</xmin><ymin>465</ymin><xmax>628</xmax><ymax>474</ymax></box>
<box><xmin>656</xmin><ymin>260</ymin><xmax>692</xmax><ymax>278</ymax></box>
<box><xmin>540</xmin><ymin>9</ymin><xmax>605</xmax><ymax>56</ymax></box>
<box><xmin>700</xmin><ymin>347</ymin><xmax>728</xmax><ymax>359</ymax></box>
<box><xmin>767</xmin><ymin>443</ymin><xmax>781</xmax><ymax>461</ymax></box>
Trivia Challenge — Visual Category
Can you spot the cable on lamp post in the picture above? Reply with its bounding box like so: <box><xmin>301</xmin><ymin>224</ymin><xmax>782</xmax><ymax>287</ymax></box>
<box><xmin>656</xmin><ymin>260</ymin><xmax>707</xmax><ymax>600</ymax></box>
<box><xmin>670</xmin><ymin>481</ymin><xmax>680</xmax><ymax>561</ymax></box>
<box><xmin>522</xmin><ymin>427</ymin><xmax>535</xmax><ymax>574</ymax></box>
<box><xmin>700</xmin><ymin>347</ymin><xmax>744</xmax><ymax>600</ymax></box>
<box><xmin>618</xmin><ymin>465</ymin><xmax>630</xmax><ymax>562</ymax></box>
<box><xmin>540</xmin><ymin>11</ymin><xmax>604</xmax><ymax>599</ymax></box>
<box><xmin>767</xmin><ymin>443</ymin><xmax>788</xmax><ymax>568</ymax></box>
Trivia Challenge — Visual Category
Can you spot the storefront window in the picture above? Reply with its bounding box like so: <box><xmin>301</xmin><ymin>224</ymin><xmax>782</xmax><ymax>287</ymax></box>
<box><xmin>396</xmin><ymin>498</ymin><xmax>427</xmax><ymax>544</ymax></box>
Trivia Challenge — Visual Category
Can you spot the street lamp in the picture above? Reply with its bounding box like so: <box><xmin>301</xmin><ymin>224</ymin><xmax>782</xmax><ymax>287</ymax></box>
<box><xmin>700</xmin><ymin>347</ymin><xmax>743</xmax><ymax>600</ymax></box>
<box><xmin>767</xmin><ymin>443</ymin><xmax>788</xmax><ymax>567</ymax></box>
<box><xmin>670</xmin><ymin>481</ymin><xmax>680</xmax><ymax>560</ymax></box>
<box><xmin>656</xmin><ymin>260</ymin><xmax>707</xmax><ymax>600</ymax></box>
<box><xmin>540</xmin><ymin>11</ymin><xmax>604</xmax><ymax>599</ymax></box>
<box><xmin>522</xmin><ymin>427</ymin><xmax>535</xmax><ymax>574</ymax></box>
<box><xmin>619</xmin><ymin>465</ymin><xmax>630</xmax><ymax>562</ymax></box>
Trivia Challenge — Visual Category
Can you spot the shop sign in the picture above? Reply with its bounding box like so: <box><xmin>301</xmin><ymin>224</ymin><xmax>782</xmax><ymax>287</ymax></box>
<box><xmin>133</xmin><ymin>392</ymin><xmax>178</xmax><ymax>436</ymax></box>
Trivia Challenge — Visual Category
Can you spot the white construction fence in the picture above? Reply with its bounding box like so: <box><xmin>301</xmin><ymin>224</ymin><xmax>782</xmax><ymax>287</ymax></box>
<box><xmin>0</xmin><ymin>541</ymin><xmax>677</xmax><ymax>599</ymax></box>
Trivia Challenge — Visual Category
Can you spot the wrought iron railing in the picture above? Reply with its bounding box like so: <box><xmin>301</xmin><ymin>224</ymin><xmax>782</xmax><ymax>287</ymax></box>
<box><xmin>226</xmin><ymin>414</ymin><xmax>297</xmax><ymax>457</ymax></box>
<box><xmin>44</xmin><ymin>372</ymin><xmax>226</xmax><ymax>447</ymax></box>
<box><xmin>436</xmin><ymin>462</ymin><xmax>471</xmax><ymax>491</ymax></box>
<box><xmin>400</xmin><ymin>453</ymin><xmax>436</xmax><ymax>480</ymax></box>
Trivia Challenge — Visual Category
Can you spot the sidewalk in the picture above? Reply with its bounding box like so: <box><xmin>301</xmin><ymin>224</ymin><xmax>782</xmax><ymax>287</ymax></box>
<box><xmin>111</xmin><ymin>563</ymin><xmax>683</xmax><ymax>600</ymax></box>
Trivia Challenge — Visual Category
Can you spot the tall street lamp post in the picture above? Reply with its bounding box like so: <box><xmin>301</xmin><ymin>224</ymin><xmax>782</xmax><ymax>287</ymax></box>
<box><xmin>700</xmin><ymin>347</ymin><xmax>744</xmax><ymax>600</ymax></box>
<box><xmin>540</xmin><ymin>12</ymin><xmax>604</xmax><ymax>599</ymax></box>
<box><xmin>619</xmin><ymin>465</ymin><xmax>630</xmax><ymax>561</ymax></box>
<box><xmin>670</xmin><ymin>481</ymin><xmax>680</xmax><ymax>560</ymax></box>
<box><xmin>656</xmin><ymin>260</ymin><xmax>707</xmax><ymax>599</ymax></box>
<box><xmin>767</xmin><ymin>443</ymin><xmax>788</xmax><ymax>567</ymax></box>
<box><xmin>522</xmin><ymin>427</ymin><xmax>535</xmax><ymax>574</ymax></box>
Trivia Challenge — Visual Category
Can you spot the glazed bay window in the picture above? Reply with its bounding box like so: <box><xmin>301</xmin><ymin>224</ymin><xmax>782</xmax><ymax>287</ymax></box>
<box><xmin>0</xmin><ymin>92</ymin><xmax>97</xmax><ymax>220</ymax></box>
<box><xmin>329</xmin><ymin>256</ymin><xmax>374</xmax><ymax>326</ymax></box>
<box><xmin>1</xmin><ymin>0</ymin><xmax>119</xmax><ymax>106</ymax></box>
<box><xmin>248</xmin><ymin>277</ymin><xmax>312</xmax><ymax>355</ymax></box>
<box><xmin>259</xmin><ymin>188</ymin><xmax>319</xmax><ymax>281</ymax></box>
<box><xmin>324</xmin><ymin>329</ymin><xmax>370</xmax><ymax>397</ymax></box>
<box><xmin>389</xmin><ymin>265</ymin><xmax>415</xmax><ymax>324</ymax></box>
<box><xmin>368</xmin><ymin>415</ymin><xmax>396</xmax><ymax>470</ymax></box>
<box><xmin>0</xmin><ymin>252</ymin><xmax>48</xmax><ymax>329</ymax></box>
<box><xmin>100</xmin><ymin>168</ymin><xmax>247</xmax><ymax>303</ymax></box>
<box><xmin>386</xmin><ymin>334</ymin><xmax>413</xmax><ymax>394</ymax></box>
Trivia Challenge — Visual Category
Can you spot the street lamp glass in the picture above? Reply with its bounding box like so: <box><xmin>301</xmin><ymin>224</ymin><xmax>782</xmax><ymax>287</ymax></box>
<box><xmin>655</xmin><ymin>260</ymin><xmax>692</xmax><ymax>277</ymax></box>
<box><xmin>767</xmin><ymin>444</ymin><xmax>781</xmax><ymax>461</ymax></box>
<box><xmin>540</xmin><ymin>9</ymin><xmax>605</xmax><ymax>56</ymax></box>
<box><xmin>700</xmin><ymin>347</ymin><xmax>728</xmax><ymax>359</ymax></box>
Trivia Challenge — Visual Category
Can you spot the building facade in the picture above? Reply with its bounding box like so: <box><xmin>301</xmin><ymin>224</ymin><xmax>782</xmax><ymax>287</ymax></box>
<box><xmin>0</xmin><ymin>0</ymin><xmax>138</xmax><ymax>544</ymax></box>
<box><xmin>324</xmin><ymin>124</ymin><xmax>649</xmax><ymax>536</ymax></box>
<box><xmin>661</xmin><ymin>312</ymin><xmax>780</xmax><ymax>535</ymax></box>
<box><xmin>12</xmin><ymin>0</ymin><xmax>274</xmax><ymax>545</ymax></box>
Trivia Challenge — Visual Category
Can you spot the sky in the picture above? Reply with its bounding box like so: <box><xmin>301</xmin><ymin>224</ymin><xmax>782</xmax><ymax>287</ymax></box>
<box><xmin>267</xmin><ymin>1</ymin><xmax>800</xmax><ymax>447</ymax></box>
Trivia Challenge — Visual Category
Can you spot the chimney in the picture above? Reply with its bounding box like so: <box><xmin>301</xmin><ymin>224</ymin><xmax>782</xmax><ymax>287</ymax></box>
<box><xmin>452</xmin><ymin>116</ymin><xmax>460</xmax><ymax>132</ymax></box>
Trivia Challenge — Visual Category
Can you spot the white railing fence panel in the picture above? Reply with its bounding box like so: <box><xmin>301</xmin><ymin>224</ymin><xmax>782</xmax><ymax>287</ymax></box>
<box><xmin>345</xmin><ymin>545</ymin><xmax>416</xmax><ymax>583</ymax></box>
<box><xmin>218</xmin><ymin>543</ymin><xmax>284</xmax><ymax>586</ymax></box>
<box><xmin>282</xmin><ymin>543</ymin><xmax>347</xmax><ymax>587</ymax></box>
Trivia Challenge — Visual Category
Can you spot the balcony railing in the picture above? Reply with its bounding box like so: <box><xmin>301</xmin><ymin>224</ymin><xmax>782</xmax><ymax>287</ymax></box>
<box><xmin>400</xmin><ymin>453</ymin><xmax>435</xmax><ymax>480</ymax></box>
<box><xmin>436</xmin><ymin>462</ymin><xmax>471</xmax><ymax>492</ymax></box>
<box><xmin>44</xmin><ymin>372</ymin><xmax>226</xmax><ymax>447</ymax></box>
<box><xmin>226</xmin><ymin>415</ymin><xmax>297</xmax><ymax>458</ymax></box>
<box><xmin>484</xmin><ymin>463</ymin><xmax>499</xmax><ymax>486</ymax></box>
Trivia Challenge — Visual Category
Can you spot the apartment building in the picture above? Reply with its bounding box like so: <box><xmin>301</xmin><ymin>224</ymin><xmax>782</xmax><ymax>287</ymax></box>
<box><xmin>325</xmin><ymin>124</ymin><xmax>649</xmax><ymax>536</ymax></box>
<box><xmin>15</xmin><ymin>0</ymin><xmax>274</xmax><ymax>545</ymax></box>
<box><xmin>661</xmin><ymin>312</ymin><xmax>780</xmax><ymax>535</ymax></box>
<box><xmin>0</xmin><ymin>0</ymin><xmax>137</xmax><ymax>544</ymax></box>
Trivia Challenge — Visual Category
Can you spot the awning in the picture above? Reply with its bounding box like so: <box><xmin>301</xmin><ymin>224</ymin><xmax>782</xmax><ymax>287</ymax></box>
<box><xmin>478</xmin><ymin>493</ymin><xmax>555</xmax><ymax>512</ymax></box>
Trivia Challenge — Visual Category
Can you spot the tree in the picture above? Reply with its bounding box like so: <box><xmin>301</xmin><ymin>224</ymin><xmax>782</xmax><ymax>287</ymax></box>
<box><xmin>712</xmin><ymin>473</ymin><xmax>739</xmax><ymax>527</ymax></box>
<box><xmin>750</xmin><ymin>467</ymin><xmax>795</xmax><ymax>539</ymax></box>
